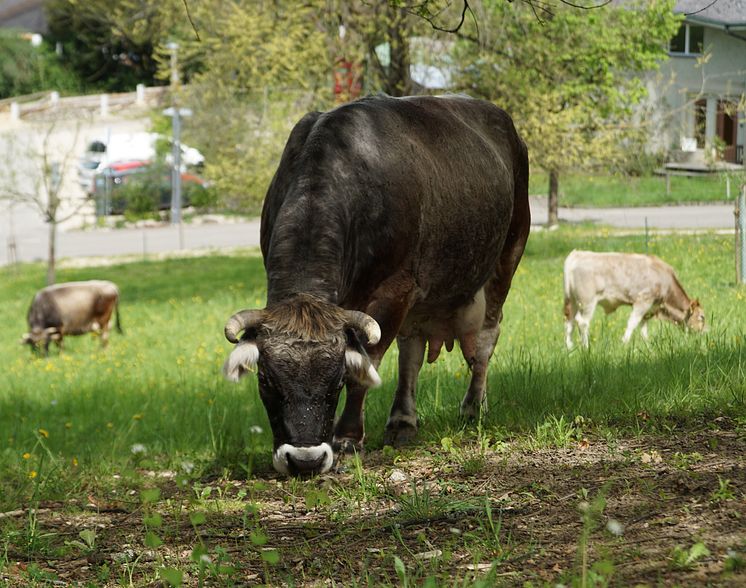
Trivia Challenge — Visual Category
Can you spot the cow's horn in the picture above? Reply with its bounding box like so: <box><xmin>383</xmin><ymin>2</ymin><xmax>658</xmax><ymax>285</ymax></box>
<box><xmin>345</xmin><ymin>311</ymin><xmax>381</xmax><ymax>345</ymax></box>
<box><xmin>224</xmin><ymin>309</ymin><xmax>264</xmax><ymax>344</ymax></box>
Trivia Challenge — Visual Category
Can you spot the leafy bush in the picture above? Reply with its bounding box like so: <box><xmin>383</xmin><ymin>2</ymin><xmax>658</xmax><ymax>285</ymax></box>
<box><xmin>0</xmin><ymin>31</ymin><xmax>80</xmax><ymax>98</ymax></box>
<box><xmin>117</xmin><ymin>177</ymin><xmax>161</xmax><ymax>221</ymax></box>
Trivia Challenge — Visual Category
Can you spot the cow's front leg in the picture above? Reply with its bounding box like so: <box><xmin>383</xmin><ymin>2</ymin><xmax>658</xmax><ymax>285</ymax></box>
<box><xmin>622</xmin><ymin>302</ymin><xmax>651</xmax><ymax>344</ymax></box>
<box><xmin>333</xmin><ymin>367</ymin><xmax>378</xmax><ymax>454</ymax></box>
<box><xmin>334</xmin><ymin>279</ymin><xmax>415</xmax><ymax>453</ymax></box>
<box><xmin>384</xmin><ymin>334</ymin><xmax>426</xmax><ymax>446</ymax></box>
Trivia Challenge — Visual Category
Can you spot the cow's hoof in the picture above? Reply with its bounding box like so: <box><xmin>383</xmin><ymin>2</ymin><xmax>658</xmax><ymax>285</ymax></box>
<box><xmin>459</xmin><ymin>400</ymin><xmax>487</xmax><ymax>421</ymax></box>
<box><xmin>383</xmin><ymin>421</ymin><xmax>418</xmax><ymax>447</ymax></box>
<box><xmin>332</xmin><ymin>436</ymin><xmax>364</xmax><ymax>455</ymax></box>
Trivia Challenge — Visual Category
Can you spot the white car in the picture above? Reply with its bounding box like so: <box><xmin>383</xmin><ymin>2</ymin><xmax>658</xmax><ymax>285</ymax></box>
<box><xmin>78</xmin><ymin>132</ymin><xmax>204</xmax><ymax>194</ymax></box>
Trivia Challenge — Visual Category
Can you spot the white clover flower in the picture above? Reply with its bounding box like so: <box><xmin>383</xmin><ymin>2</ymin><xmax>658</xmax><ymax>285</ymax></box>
<box><xmin>606</xmin><ymin>519</ymin><xmax>624</xmax><ymax>536</ymax></box>
<box><xmin>130</xmin><ymin>443</ymin><xmax>147</xmax><ymax>455</ymax></box>
<box><xmin>50</xmin><ymin>399</ymin><xmax>58</xmax><ymax>407</ymax></box>
<box><xmin>200</xmin><ymin>554</ymin><xmax>212</xmax><ymax>565</ymax></box>
<box><xmin>181</xmin><ymin>460</ymin><xmax>195</xmax><ymax>474</ymax></box>
<box><xmin>249</xmin><ymin>425</ymin><xmax>263</xmax><ymax>435</ymax></box>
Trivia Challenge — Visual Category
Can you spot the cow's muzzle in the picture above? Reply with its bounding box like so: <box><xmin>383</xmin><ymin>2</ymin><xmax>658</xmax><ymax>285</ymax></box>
<box><xmin>273</xmin><ymin>443</ymin><xmax>334</xmax><ymax>477</ymax></box>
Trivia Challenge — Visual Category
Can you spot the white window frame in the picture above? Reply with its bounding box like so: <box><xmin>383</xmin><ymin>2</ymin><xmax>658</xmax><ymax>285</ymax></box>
<box><xmin>670</xmin><ymin>24</ymin><xmax>704</xmax><ymax>56</ymax></box>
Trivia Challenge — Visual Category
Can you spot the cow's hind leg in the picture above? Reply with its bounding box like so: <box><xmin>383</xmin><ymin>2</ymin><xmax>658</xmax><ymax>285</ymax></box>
<box><xmin>461</xmin><ymin>195</ymin><xmax>530</xmax><ymax>418</ymax></box>
<box><xmin>575</xmin><ymin>301</ymin><xmax>597</xmax><ymax>349</ymax></box>
<box><xmin>383</xmin><ymin>334</ymin><xmax>426</xmax><ymax>446</ymax></box>
<box><xmin>564</xmin><ymin>297</ymin><xmax>577</xmax><ymax>349</ymax></box>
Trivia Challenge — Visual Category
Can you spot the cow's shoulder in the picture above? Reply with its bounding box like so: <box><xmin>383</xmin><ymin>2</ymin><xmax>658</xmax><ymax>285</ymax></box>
<box><xmin>27</xmin><ymin>289</ymin><xmax>62</xmax><ymax>328</ymax></box>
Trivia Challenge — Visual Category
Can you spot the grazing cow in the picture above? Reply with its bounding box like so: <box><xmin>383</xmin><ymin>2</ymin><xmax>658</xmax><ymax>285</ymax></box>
<box><xmin>21</xmin><ymin>280</ymin><xmax>122</xmax><ymax>354</ymax></box>
<box><xmin>563</xmin><ymin>250</ymin><xmax>705</xmax><ymax>349</ymax></box>
<box><xmin>222</xmin><ymin>94</ymin><xmax>530</xmax><ymax>476</ymax></box>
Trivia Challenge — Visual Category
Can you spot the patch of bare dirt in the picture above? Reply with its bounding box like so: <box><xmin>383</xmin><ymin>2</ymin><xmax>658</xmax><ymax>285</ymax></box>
<box><xmin>2</xmin><ymin>426</ymin><xmax>744</xmax><ymax>587</ymax></box>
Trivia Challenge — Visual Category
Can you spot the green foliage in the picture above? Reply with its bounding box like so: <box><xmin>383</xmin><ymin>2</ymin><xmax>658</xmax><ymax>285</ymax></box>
<box><xmin>0</xmin><ymin>31</ymin><xmax>80</xmax><ymax>98</ymax></box>
<box><xmin>453</xmin><ymin>0</ymin><xmax>680</xmax><ymax>208</ymax></box>
<box><xmin>670</xmin><ymin>541</ymin><xmax>710</xmax><ymax>570</ymax></box>
<box><xmin>44</xmin><ymin>0</ymin><xmax>183</xmax><ymax>91</ymax></box>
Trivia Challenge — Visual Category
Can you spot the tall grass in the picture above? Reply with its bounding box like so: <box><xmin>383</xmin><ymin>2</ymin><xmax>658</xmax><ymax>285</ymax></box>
<box><xmin>1</xmin><ymin>229</ymin><xmax>744</xmax><ymax>507</ymax></box>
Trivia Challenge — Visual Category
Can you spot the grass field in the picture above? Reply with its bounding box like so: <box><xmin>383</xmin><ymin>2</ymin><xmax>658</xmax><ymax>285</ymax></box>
<box><xmin>530</xmin><ymin>171</ymin><xmax>744</xmax><ymax>207</ymax></box>
<box><xmin>1</xmin><ymin>228</ymin><xmax>745</xmax><ymax>586</ymax></box>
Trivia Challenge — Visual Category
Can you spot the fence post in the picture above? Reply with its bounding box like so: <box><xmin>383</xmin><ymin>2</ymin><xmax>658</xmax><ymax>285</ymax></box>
<box><xmin>136</xmin><ymin>84</ymin><xmax>145</xmax><ymax>106</ymax></box>
<box><xmin>10</xmin><ymin>102</ymin><xmax>20</xmax><ymax>121</ymax></box>
<box><xmin>100</xmin><ymin>94</ymin><xmax>109</xmax><ymax>117</ymax></box>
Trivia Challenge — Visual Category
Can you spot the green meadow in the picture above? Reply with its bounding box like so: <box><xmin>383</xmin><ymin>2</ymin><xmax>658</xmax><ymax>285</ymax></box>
<box><xmin>1</xmin><ymin>228</ymin><xmax>745</xmax><ymax>586</ymax></box>
<box><xmin>529</xmin><ymin>171</ymin><xmax>743</xmax><ymax>207</ymax></box>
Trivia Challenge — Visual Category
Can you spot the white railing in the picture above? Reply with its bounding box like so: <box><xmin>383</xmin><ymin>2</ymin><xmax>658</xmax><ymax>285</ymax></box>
<box><xmin>0</xmin><ymin>85</ymin><xmax>169</xmax><ymax>120</ymax></box>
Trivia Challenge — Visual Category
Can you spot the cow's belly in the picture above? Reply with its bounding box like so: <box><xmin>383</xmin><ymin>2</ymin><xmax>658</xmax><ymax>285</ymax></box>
<box><xmin>400</xmin><ymin>288</ymin><xmax>486</xmax><ymax>362</ymax></box>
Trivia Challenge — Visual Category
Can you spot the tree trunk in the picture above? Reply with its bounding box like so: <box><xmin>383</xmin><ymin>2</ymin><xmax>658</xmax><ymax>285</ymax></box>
<box><xmin>548</xmin><ymin>169</ymin><xmax>560</xmax><ymax>227</ymax></box>
<box><xmin>382</xmin><ymin>6</ymin><xmax>412</xmax><ymax>97</ymax></box>
<box><xmin>47</xmin><ymin>220</ymin><xmax>56</xmax><ymax>285</ymax></box>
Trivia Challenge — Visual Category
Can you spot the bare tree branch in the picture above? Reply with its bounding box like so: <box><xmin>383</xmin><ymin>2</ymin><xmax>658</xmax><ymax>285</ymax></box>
<box><xmin>182</xmin><ymin>0</ymin><xmax>201</xmax><ymax>41</ymax></box>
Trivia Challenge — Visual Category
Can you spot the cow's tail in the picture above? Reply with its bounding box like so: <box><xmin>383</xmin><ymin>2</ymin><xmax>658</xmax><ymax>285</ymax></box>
<box><xmin>115</xmin><ymin>299</ymin><xmax>123</xmax><ymax>335</ymax></box>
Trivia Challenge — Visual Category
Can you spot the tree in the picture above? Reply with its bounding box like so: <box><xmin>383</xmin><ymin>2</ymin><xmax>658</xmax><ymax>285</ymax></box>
<box><xmin>45</xmin><ymin>0</ymin><xmax>183</xmax><ymax>91</ymax></box>
<box><xmin>0</xmin><ymin>30</ymin><xmax>80</xmax><ymax>99</ymax></box>
<box><xmin>453</xmin><ymin>0</ymin><xmax>680</xmax><ymax>225</ymax></box>
<box><xmin>0</xmin><ymin>122</ymin><xmax>87</xmax><ymax>285</ymax></box>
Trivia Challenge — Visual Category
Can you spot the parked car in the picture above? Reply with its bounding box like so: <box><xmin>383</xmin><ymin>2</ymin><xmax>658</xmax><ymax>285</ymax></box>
<box><xmin>78</xmin><ymin>132</ymin><xmax>204</xmax><ymax>194</ymax></box>
<box><xmin>91</xmin><ymin>160</ymin><xmax>208</xmax><ymax>216</ymax></box>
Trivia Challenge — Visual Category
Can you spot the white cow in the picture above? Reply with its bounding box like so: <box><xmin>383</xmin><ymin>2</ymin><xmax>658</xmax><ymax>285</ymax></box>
<box><xmin>563</xmin><ymin>250</ymin><xmax>705</xmax><ymax>349</ymax></box>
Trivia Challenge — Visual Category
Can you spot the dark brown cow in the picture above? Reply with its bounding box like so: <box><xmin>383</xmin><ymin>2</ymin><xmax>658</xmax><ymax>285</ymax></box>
<box><xmin>21</xmin><ymin>280</ymin><xmax>122</xmax><ymax>354</ymax></box>
<box><xmin>223</xmin><ymin>95</ymin><xmax>530</xmax><ymax>476</ymax></box>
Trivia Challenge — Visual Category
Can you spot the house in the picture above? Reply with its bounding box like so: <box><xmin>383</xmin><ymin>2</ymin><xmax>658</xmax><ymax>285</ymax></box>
<box><xmin>649</xmin><ymin>0</ymin><xmax>746</xmax><ymax>164</ymax></box>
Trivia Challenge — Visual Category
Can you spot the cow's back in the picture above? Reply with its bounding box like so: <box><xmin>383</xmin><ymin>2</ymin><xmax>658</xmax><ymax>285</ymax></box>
<box><xmin>565</xmin><ymin>250</ymin><xmax>676</xmax><ymax>305</ymax></box>
<box><xmin>262</xmin><ymin>95</ymin><xmax>527</xmax><ymax>311</ymax></box>
<box><xmin>31</xmin><ymin>281</ymin><xmax>119</xmax><ymax>333</ymax></box>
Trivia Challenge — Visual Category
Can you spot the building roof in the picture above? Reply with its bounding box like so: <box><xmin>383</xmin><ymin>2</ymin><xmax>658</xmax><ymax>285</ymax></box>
<box><xmin>0</xmin><ymin>0</ymin><xmax>46</xmax><ymax>33</ymax></box>
<box><xmin>675</xmin><ymin>0</ymin><xmax>746</xmax><ymax>28</ymax></box>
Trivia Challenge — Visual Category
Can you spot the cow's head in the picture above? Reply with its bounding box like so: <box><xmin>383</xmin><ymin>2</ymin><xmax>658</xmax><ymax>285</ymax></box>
<box><xmin>20</xmin><ymin>327</ymin><xmax>60</xmax><ymax>353</ymax></box>
<box><xmin>684</xmin><ymin>298</ymin><xmax>706</xmax><ymax>332</ymax></box>
<box><xmin>222</xmin><ymin>294</ymin><xmax>381</xmax><ymax>477</ymax></box>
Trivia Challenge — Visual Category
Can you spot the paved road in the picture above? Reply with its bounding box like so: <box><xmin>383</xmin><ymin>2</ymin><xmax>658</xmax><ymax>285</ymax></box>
<box><xmin>0</xmin><ymin>199</ymin><xmax>738</xmax><ymax>267</ymax></box>
<box><xmin>0</xmin><ymin>219</ymin><xmax>262</xmax><ymax>266</ymax></box>
<box><xmin>529</xmin><ymin>197</ymin><xmax>736</xmax><ymax>230</ymax></box>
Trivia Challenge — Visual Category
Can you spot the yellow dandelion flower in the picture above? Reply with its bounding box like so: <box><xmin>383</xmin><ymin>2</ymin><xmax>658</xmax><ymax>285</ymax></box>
<box><xmin>38</xmin><ymin>429</ymin><xmax>49</xmax><ymax>438</ymax></box>
<box><xmin>22</xmin><ymin>452</ymin><xmax>31</xmax><ymax>460</ymax></box>
<box><xmin>133</xmin><ymin>414</ymin><xmax>143</xmax><ymax>420</ymax></box>
<box><xmin>72</xmin><ymin>457</ymin><xmax>78</xmax><ymax>467</ymax></box>
<box><xmin>28</xmin><ymin>470</ymin><xmax>37</xmax><ymax>479</ymax></box>
<box><xmin>106</xmin><ymin>422</ymin><xmax>114</xmax><ymax>429</ymax></box>
<box><xmin>65</xmin><ymin>422</ymin><xmax>72</xmax><ymax>429</ymax></box>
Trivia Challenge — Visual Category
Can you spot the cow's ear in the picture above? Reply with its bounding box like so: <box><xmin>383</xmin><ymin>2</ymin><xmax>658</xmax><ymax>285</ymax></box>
<box><xmin>691</xmin><ymin>298</ymin><xmax>701</xmax><ymax>308</ymax></box>
<box><xmin>223</xmin><ymin>342</ymin><xmax>259</xmax><ymax>382</ymax></box>
<box><xmin>345</xmin><ymin>348</ymin><xmax>381</xmax><ymax>388</ymax></box>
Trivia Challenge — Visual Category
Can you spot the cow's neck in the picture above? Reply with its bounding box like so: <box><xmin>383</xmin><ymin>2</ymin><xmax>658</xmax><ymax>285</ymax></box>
<box><xmin>265</xmin><ymin>195</ymin><xmax>344</xmax><ymax>305</ymax></box>
<box><xmin>660</xmin><ymin>277</ymin><xmax>690</xmax><ymax>323</ymax></box>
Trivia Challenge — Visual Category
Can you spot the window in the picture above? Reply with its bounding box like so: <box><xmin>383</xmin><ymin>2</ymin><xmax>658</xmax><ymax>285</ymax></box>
<box><xmin>669</xmin><ymin>24</ymin><xmax>704</xmax><ymax>55</ymax></box>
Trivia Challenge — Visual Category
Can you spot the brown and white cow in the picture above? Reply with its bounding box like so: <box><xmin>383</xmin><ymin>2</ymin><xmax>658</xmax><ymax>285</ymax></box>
<box><xmin>21</xmin><ymin>280</ymin><xmax>122</xmax><ymax>355</ymax></box>
<box><xmin>222</xmin><ymin>94</ymin><xmax>530</xmax><ymax>476</ymax></box>
<box><xmin>563</xmin><ymin>250</ymin><xmax>705</xmax><ymax>349</ymax></box>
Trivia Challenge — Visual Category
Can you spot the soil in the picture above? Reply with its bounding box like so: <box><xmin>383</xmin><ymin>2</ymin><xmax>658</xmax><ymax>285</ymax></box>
<box><xmin>2</xmin><ymin>423</ymin><xmax>745</xmax><ymax>587</ymax></box>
